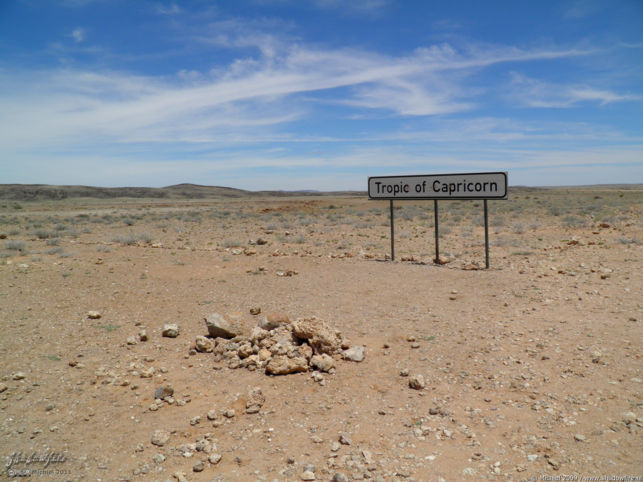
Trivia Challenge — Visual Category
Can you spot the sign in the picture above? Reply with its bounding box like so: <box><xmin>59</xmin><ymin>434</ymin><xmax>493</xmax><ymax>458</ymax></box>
<box><xmin>367</xmin><ymin>171</ymin><xmax>508</xmax><ymax>268</ymax></box>
<box><xmin>368</xmin><ymin>172</ymin><xmax>507</xmax><ymax>200</ymax></box>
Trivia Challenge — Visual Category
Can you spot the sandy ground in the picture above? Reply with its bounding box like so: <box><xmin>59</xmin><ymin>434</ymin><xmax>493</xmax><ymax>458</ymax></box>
<box><xmin>0</xmin><ymin>188</ymin><xmax>641</xmax><ymax>481</ymax></box>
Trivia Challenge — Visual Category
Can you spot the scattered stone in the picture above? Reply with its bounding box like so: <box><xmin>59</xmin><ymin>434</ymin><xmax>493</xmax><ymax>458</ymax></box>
<box><xmin>342</xmin><ymin>345</ymin><xmax>365</xmax><ymax>362</ymax></box>
<box><xmin>153</xmin><ymin>454</ymin><xmax>166</xmax><ymax>464</ymax></box>
<box><xmin>87</xmin><ymin>311</ymin><xmax>101</xmax><ymax>319</ymax></box>
<box><xmin>310</xmin><ymin>354</ymin><xmax>335</xmax><ymax>372</ymax></box>
<box><xmin>12</xmin><ymin>372</ymin><xmax>26</xmax><ymax>381</ymax></box>
<box><xmin>193</xmin><ymin>460</ymin><xmax>205</xmax><ymax>472</ymax></box>
<box><xmin>205</xmin><ymin>313</ymin><xmax>243</xmax><ymax>339</ymax></box>
<box><xmin>400</xmin><ymin>368</ymin><xmax>409</xmax><ymax>377</ymax></box>
<box><xmin>208</xmin><ymin>454</ymin><xmax>222</xmax><ymax>465</ymax></box>
<box><xmin>127</xmin><ymin>336</ymin><xmax>137</xmax><ymax>345</ymax></box>
<box><xmin>138</xmin><ymin>330</ymin><xmax>148</xmax><ymax>342</ymax></box>
<box><xmin>195</xmin><ymin>335</ymin><xmax>215</xmax><ymax>353</ymax></box>
<box><xmin>250</xmin><ymin>307</ymin><xmax>261</xmax><ymax>315</ymax></box>
<box><xmin>223</xmin><ymin>409</ymin><xmax>235</xmax><ymax>418</ymax></box>
<box><xmin>162</xmin><ymin>324</ymin><xmax>180</xmax><ymax>338</ymax></box>
<box><xmin>266</xmin><ymin>355</ymin><xmax>309</xmax><ymax>375</ymax></box>
<box><xmin>256</xmin><ymin>238</ymin><xmax>268</xmax><ymax>245</ymax></box>
<box><xmin>151</xmin><ymin>429</ymin><xmax>171</xmax><ymax>447</ymax></box>
<box><xmin>331</xmin><ymin>474</ymin><xmax>348</xmax><ymax>482</ymax></box>
<box><xmin>622</xmin><ymin>411</ymin><xmax>637</xmax><ymax>424</ymax></box>
<box><xmin>245</xmin><ymin>387</ymin><xmax>265</xmax><ymax>414</ymax></box>
<box><xmin>409</xmin><ymin>374</ymin><xmax>425</xmax><ymax>390</ymax></box>
<box><xmin>362</xmin><ymin>449</ymin><xmax>373</xmax><ymax>464</ymax></box>
<box><xmin>301</xmin><ymin>470</ymin><xmax>315</xmax><ymax>481</ymax></box>
<box><xmin>527</xmin><ymin>454</ymin><xmax>538</xmax><ymax>462</ymax></box>
<box><xmin>207</xmin><ymin>409</ymin><xmax>217</xmax><ymax>420</ymax></box>
<box><xmin>574</xmin><ymin>434</ymin><xmax>586</xmax><ymax>442</ymax></box>
<box><xmin>311</xmin><ymin>372</ymin><xmax>324</xmax><ymax>383</ymax></box>
<box><xmin>292</xmin><ymin>317</ymin><xmax>342</xmax><ymax>355</ymax></box>
<box><xmin>173</xmin><ymin>472</ymin><xmax>188</xmax><ymax>482</ymax></box>
<box><xmin>259</xmin><ymin>312</ymin><xmax>291</xmax><ymax>330</ymax></box>
<box><xmin>190</xmin><ymin>416</ymin><xmax>201</xmax><ymax>426</ymax></box>
<box><xmin>338</xmin><ymin>432</ymin><xmax>352</xmax><ymax>445</ymax></box>
<box><xmin>0</xmin><ymin>383</ymin><xmax>7</xmax><ymax>393</ymax></box>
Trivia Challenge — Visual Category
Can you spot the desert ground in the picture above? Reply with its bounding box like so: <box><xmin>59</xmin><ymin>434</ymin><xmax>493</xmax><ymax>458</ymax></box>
<box><xmin>0</xmin><ymin>185</ymin><xmax>641</xmax><ymax>482</ymax></box>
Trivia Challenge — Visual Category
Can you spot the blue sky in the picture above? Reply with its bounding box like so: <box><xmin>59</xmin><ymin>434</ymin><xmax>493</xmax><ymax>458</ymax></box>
<box><xmin>1</xmin><ymin>0</ymin><xmax>642</xmax><ymax>190</ymax></box>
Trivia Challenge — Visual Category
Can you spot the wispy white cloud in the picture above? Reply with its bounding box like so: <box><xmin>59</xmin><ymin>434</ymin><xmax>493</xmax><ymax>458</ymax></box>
<box><xmin>0</xmin><ymin>41</ymin><xmax>597</xmax><ymax>153</ymax></box>
<box><xmin>4</xmin><ymin>33</ymin><xmax>636</xmax><ymax>190</ymax></box>
<box><xmin>508</xmin><ymin>72</ymin><xmax>641</xmax><ymax>107</ymax></box>
<box><xmin>156</xmin><ymin>3</ymin><xmax>181</xmax><ymax>15</ymax></box>
<box><xmin>70</xmin><ymin>27</ymin><xmax>85</xmax><ymax>43</ymax></box>
<box><xmin>196</xmin><ymin>17</ymin><xmax>297</xmax><ymax>59</ymax></box>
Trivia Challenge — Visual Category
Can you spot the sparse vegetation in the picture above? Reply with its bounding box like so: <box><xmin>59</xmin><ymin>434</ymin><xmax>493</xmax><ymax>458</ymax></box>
<box><xmin>222</xmin><ymin>239</ymin><xmax>243</xmax><ymax>248</ymax></box>
<box><xmin>5</xmin><ymin>240</ymin><xmax>27</xmax><ymax>252</ymax></box>
<box><xmin>0</xmin><ymin>184</ymin><xmax>640</xmax><ymax>481</ymax></box>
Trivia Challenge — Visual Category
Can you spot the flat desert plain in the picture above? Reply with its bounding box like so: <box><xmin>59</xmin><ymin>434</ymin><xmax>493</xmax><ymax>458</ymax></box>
<box><xmin>0</xmin><ymin>186</ymin><xmax>641</xmax><ymax>482</ymax></box>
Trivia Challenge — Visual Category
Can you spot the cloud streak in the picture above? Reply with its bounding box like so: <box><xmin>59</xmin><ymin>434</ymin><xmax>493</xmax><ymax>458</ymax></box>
<box><xmin>70</xmin><ymin>27</ymin><xmax>85</xmax><ymax>43</ymax></box>
<box><xmin>509</xmin><ymin>72</ymin><xmax>641</xmax><ymax>107</ymax></box>
<box><xmin>0</xmin><ymin>41</ymin><xmax>597</xmax><ymax>152</ymax></box>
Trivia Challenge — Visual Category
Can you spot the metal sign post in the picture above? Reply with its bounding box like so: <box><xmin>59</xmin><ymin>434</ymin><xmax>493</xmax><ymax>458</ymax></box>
<box><xmin>484</xmin><ymin>199</ymin><xmax>489</xmax><ymax>269</ymax></box>
<box><xmin>389</xmin><ymin>200</ymin><xmax>395</xmax><ymax>261</ymax></box>
<box><xmin>368</xmin><ymin>172</ymin><xmax>507</xmax><ymax>268</ymax></box>
<box><xmin>434</xmin><ymin>200</ymin><xmax>439</xmax><ymax>264</ymax></box>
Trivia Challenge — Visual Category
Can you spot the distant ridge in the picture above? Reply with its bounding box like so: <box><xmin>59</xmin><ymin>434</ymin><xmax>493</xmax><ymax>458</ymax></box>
<box><xmin>2</xmin><ymin>183</ymin><xmax>638</xmax><ymax>202</ymax></box>
<box><xmin>0</xmin><ymin>183</ymin><xmax>362</xmax><ymax>201</ymax></box>
<box><xmin>0</xmin><ymin>183</ymin><xmax>251</xmax><ymax>201</ymax></box>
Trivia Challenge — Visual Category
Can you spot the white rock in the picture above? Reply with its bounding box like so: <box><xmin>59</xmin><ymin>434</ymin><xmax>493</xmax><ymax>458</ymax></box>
<box><xmin>195</xmin><ymin>335</ymin><xmax>215</xmax><ymax>353</ymax></box>
<box><xmin>301</xmin><ymin>470</ymin><xmax>315</xmax><ymax>480</ymax></box>
<box><xmin>208</xmin><ymin>453</ymin><xmax>222</xmax><ymax>465</ymax></box>
<box><xmin>409</xmin><ymin>374</ymin><xmax>425</xmax><ymax>390</ymax></box>
<box><xmin>151</xmin><ymin>429</ymin><xmax>171</xmax><ymax>447</ymax></box>
<box><xmin>205</xmin><ymin>313</ymin><xmax>243</xmax><ymax>339</ymax></box>
<box><xmin>342</xmin><ymin>345</ymin><xmax>365</xmax><ymax>362</ymax></box>
<box><xmin>311</xmin><ymin>354</ymin><xmax>335</xmax><ymax>372</ymax></box>
<box><xmin>162</xmin><ymin>324</ymin><xmax>180</xmax><ymax>338</ymax></box>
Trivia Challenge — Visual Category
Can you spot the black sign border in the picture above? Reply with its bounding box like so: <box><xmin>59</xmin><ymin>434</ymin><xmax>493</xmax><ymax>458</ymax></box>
<box><xmin>368</xmin><ymin>171</ymin><xmax>508</xmax><ymax>200</ymax></box>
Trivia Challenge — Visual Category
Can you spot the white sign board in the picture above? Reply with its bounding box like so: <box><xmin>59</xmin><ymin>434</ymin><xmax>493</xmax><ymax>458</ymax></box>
<box><xmin>368</xmin><ymin>172</ymin><xmax>507</xmax><ymax>200</ymax></box>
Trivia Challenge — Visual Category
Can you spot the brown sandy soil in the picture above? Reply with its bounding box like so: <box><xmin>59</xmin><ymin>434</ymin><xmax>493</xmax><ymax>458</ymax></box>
<box><xmin>0</xmin><ymin>187</ymin><xmax>641</xmax><ymax>481</ymax></box>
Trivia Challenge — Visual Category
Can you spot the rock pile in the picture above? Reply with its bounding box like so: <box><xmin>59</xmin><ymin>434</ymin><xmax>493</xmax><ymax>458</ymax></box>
<box><xmin>194</xmin><ymin>312</ymin><xmax>364</xmax><ymax>375</ymax></box>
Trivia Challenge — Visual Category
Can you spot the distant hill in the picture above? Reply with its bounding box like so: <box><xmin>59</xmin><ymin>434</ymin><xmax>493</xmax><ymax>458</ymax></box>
<box><xmin>0</xmin><ymin>183</ymin><xmax>363</xmax><ymax>201</ymax></box>
<box><xmin>3</xmin><ymin>183</ymin><xmax>637</xmax><ymax>202</ymax></box>
<box><xmin>0</xmin><ymin>183</ymin><xmax>252</xmax><ymax>201</ymax></box>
